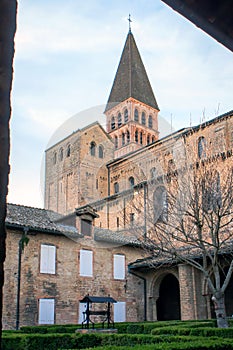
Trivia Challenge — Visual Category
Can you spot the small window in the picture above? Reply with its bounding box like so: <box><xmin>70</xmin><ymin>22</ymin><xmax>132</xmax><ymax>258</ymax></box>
<box><xmin>115</xmin><ymin>136</ymin><xmax>118</xmax><ymax>149</ymax></box>
<box><xmin>118</xmin><ymin>113</ymin><xmax>122</xmax><ymax>127</ymax></box>
<box><xmin>127</xmin><ymin>130</ymin><xmax>130</xmax><ymax>143</ymax></box>
<box><xmin>114</xmin><ymin>182</ymin><xmax>119</xmax><ymax>194</ymax></box>
<box><xmin>80</xmin><ymin>249</ymin><xmax>93</xmax><ymax>277</ymax></box>
<box><xmin>129</xmin><ymin>176</ymin><xmax>134</xmax><ymax>187</ymax></box>
<box><xmin>39</xmin><ymin>299</ymin><xmax>55</xmax><ymax>325</ymax></box>
<box><xmin>53</xmin><ymin>152</ymin><xmax>57</xmax><ymax>165</ymax></box>
<box><xmin>135</xmin><ymin>130</ymin><xmax>138</xmax><ymax>143</ymax></box>
<box><xmin>134</xmin><ymin>109</ymin><xmax>139</xmax><ymax>122</ymax></box>
<box><xmin>152</xmin><ymin>136</ymin><xmax>155</xmax><ymax>142</ymax></box>
<box><xmin>66</xmin><ymin>145</ymin><xmax>71</xmax><ymax>157</ymax></box>
<box><xmin>90</xmin><ymin>141</ymin><xmax>96</xmax><ymax>156</ymax></box>
<box><xmin>140</xmin><ymin>131</ymin><xmax>143</xmax><ymax>145</ymax></box>
<box><xmin>122</xmin><ymin>133</ymin><xmax>125</xmax><ymax>146</ymax></box>
<box><xmin>40</xmin><ymin>244</ymin><xmax>56</xmax><ymax>274</ymax></box>
<box><xmin>114</xmin><ymin>302</ymin><xmax>126</xmax><ymax>322</ymax></box>
<box><xmin>117</xmin><ymin>217</ymin><xmax>120</xmax><ymax>229</ymax></box>
<box><xmin>147</xmin><ymin>135</ymin><xmax>150</xmax><ymax>145</ymax></box>
<box><xmin>124</xmin><ymin>109</ymin><xmax>128</xmax><ymax>123</ymax></box>
<box><xmin>130</xmin><ymin>213</ymin><xmax>135</xmax><ymax>225</ymax></box>
<box><xmin>96</xmin><ymin>178</ymin><xmax>98</xmax><ymax>189</ymax></box>
<box><xmin>198</xmin><ymin>136</ymin><xmax>206</xmax><ymax>159</ymax></box>
<box><xmin>59</xmin><ymin>148</ymin><xmax>63</xmax><ymax>161</ymax></box>
<box><xmin>153</xmin><ymin>186</ymin><xmax>168</xmax><ymax>223</ymax></box>
<box><xmin>148</xmin><ymin>115</ymin><xmax>153</xmax><ymax>128</ymax></box>
<box><xmin>113</xmin><ymin>254</ymin><xmax>125</xmax><ymax>279</ymax></box>
<box><xmin>111</xmin><ymin>116</ymin><xmax>115</xmax><ymax>130</ymax></box>
<box><xmin>99</xmin><ymin>145</ymin><xmax>104</xmax><ymax>158</ymax></box>
<box><xmin>141</xmin><ymin>112</ymin><xmax>146</xmax><ymax>125</ymax></box>
<box><xmin>150</xmin><ymin>167</ymin><xmax>157</xmax><ymax>180</ymax></box>
<box><xmin>81</xmin><ymin>219</ymin><xmax>92</xmax><ymax>236</ymax></box>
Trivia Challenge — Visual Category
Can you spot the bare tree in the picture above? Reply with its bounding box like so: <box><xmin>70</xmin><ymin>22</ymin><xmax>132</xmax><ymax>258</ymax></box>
<box><xmin>0</xmin><ymin>0</ymin><xmax>17</xmax><ymax>340</ymax></box>
<box><xmin>122</xmin><ymin>133</ymin><xmax>233</xmax><ymax>328</ymax></box>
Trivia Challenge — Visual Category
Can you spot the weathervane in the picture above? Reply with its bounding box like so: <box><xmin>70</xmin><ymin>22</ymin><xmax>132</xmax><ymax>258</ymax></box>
<box><xmin>128</xmin><ymin>14</ymin><xmax>132</xmax><ymax>32</ymax></box>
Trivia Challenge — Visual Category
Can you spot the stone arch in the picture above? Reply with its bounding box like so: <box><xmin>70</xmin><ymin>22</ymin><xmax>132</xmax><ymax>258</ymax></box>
<box><xmin>149</xmin><ymin>270</ymin><xmax>180</xmax><ymax>321</ymax></box>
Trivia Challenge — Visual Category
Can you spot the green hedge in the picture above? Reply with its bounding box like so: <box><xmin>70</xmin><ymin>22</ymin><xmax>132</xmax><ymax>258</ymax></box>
<box><xmin>2</xmin><ymin>332</ymin><xmax>232</xmax><ymax>350</ymax></box>
<box><xmin>151</xmin><ymin>326</ymin><xmax>233</xmax><ymax>337</ymax></box>
<box><xmin>82</xmin><ymin>340</ymin><xmax>233</xmax><ymax>350</ymax></box>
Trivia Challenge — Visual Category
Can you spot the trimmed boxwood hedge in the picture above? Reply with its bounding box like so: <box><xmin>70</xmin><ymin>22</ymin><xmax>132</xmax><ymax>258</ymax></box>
<box><xmin>2</xmin><ymin>332</ymin><xmax>233</xmax><ymax>350</ymax></box>
<box><xmin>151</xmin><ymin>326</ymin><xmax>233</xmax><ymax>338</ymax></box>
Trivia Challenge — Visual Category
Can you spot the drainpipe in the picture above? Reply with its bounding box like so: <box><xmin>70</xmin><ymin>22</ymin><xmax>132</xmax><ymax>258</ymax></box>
<box><xmin>16</xmin><ymin>227</ymin><xmax>28</xmax><ymax>330</ymax></box>
<box><xmin>128</xmin><ymin>266</ymin><xmax>147</xmax><ymax>321</ymax></box>
<box><xmin>143</xmin><ymin>183</ymin><xmax>147</xmax><ymax>241</ymax></box>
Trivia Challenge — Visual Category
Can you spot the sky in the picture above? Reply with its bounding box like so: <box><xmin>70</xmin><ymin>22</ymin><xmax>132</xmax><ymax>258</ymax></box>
<box><xmin>8</xmin><ymin>0</ymin><xmax>233</xmax><ymax>209</ymax></box>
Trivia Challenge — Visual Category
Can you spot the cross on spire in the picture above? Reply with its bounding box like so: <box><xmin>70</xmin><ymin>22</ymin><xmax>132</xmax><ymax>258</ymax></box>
<box><xmin>128</xmin><ymin>14</ymin><xmax>132</xmax><ymax>33</ymax></box>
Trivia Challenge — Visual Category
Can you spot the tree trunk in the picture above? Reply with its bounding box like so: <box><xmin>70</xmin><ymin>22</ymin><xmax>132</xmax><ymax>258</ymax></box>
<box><xmin>0</xmin><ymin>0</ymin><xmax>17</xmax><ymax>341</ymax></box>
<box><xmin>212</xmin><ymin>293</ymin><xmax>228</xmax><ymax>328</ymax></box>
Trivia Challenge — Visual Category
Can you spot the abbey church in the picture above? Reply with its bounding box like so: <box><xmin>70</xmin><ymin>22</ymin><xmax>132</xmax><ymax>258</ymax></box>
<box><xmin>3</xmin><ymin>28</ymin><xmax>233</xmax><ymax>329</ymax></box>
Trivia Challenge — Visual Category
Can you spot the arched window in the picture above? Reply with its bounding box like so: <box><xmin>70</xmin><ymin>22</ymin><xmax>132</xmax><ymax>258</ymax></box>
<box><xmin>202</xmin><ymin>171</ymin><xmax>222</xmax><ymax>212</ymax></box>
<box><xmin>118</xmin><ymin>113</ymin><xmax>122</xmax><ymax>127</ymax></box>
<box><xmin>140</xmin><ymin>131</ymin><xmax>143</xmax><ymax>145</ymax></box>
<box><xmin>111</xmin><ymin>116</ymin><xmax>115</xmax><ymax>130</ymax></box>
<box><xmin>148</xmin><ymin>115</ymin><xmax>153</xmax><ymax>128</ymax></box>
<box><xmin>152</xmin><ymin>136</ymin><xmax>155</xmax><ymax>143</ymax></box>
<box><xmin>147</xmin><ymin>135</ymin><xmax>150</xmax><ymax>145</ymax></box>
<box><xmin>90</xmin><ymin>141</ymin><xmax>96</xmax><ymax>156</ymax></box>
<box><xmin>114</xmin><ymin>182</ymin><xmax>119</xmax><ymax>194</ymax></box>
<box><xmin>115</xmin><ymin>136</ymin><xmax>118</xmax><ymax>149</ymax></box>
<box><xmin>122</xmin><ymin>133</ymin><xmax>125</xmax><ymax>146</ymax></box>
<box><xmin>141</xmin><ymin>112</ymin><xmax>146</xmax><ymax>125</ymax></box>
<box><xmin>153</xmin><ymin>186</ymin><xmax>168</xmax><ymax>223</ymax></box>
<box><xmin>127</xmin><ymin>130</ymin><xmax>130</xmax><ymax>143</ymax></box>
<box><xmin>53</xmin><ymin>152</ymin><xmax>57</xmax><ymax>165</ymax></box>
<box><xmin>124</xmin><ymin>109</ymin><xmax>128</xmax><ymax>123</ymax></box>
<box><xmin>134</xmin><ymin>109</ymin><xmax>139</xmax><ymax>122</ymax></box>
<box><xmin>98</xmin><ymin>145</ymin><xmax>104</xmax><ymax>158</ymax></box>
<box><xmin>150</xmin><ymin>167</ymin><xmax>157</xmax><ymax>180</ymax></box>
<box><xmin>198</xmin><ymin>136</ymin><xmax>206</xmax><ymax>159</ymax></box>
<box><xmin>129</xmin><ymin>176</ymin><xmax>135</xmax><ymax>188</ymax></box>
<box><xmin>135</xmin><ymin>130</ymin><xmax>138</xmax><ymax>143</ymax></box>
<box><xmin>59</xmin><ymin>148</ymin><xmax>63</xmax><ymax>161</ymax></box>
<box><xmin>66</xmin><ymin>144</ymin><xmax>71</xmax><ymax>157</ymax></box>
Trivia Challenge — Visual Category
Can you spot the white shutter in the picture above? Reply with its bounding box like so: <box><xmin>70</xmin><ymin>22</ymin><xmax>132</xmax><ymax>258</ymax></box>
<box><xmin>40</xmin><ymin>245</ymin><xmax>56</xmax><ymax>274</ymax></box>
<box><xmin>114</xmin><ymin>254</ymin><xmax>125</xmax><ymax>279</ymax></box>
<box><xmin>80</xmin><ymin>250</ymin><xmax>93</xmax><ymax>277</ymax></box>
<box><xmin>114</xmin><ymin>302</ymin><xmax>126</xmax><ymax>322</ymax></box>
<box><xmin>39</xmin><ymin>299</ymin><xmax>55</xmax><ymax>324</ymax></box>
<box><xmin>78</xmin><ymin>302</ymin><xmax>87</xmax><ymax>324</ymax></box>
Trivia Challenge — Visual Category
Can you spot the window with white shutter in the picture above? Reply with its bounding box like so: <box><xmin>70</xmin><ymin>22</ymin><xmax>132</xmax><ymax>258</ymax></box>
<box><xmin>40</xmin><ymin>244</ymin><xmax>56</xmax><ymax>274</ymax></box>
<box><xmin>80</xmin><ymin>249</ymin><xmax>93</xmax><ymax>277</ymax></box>
<box><xmin>38</xmin><ymin>299</ymin><xmax>55</xmax><ymax>324</ymax></box>
<box><xmin>113</xmin><ymin>254</ymin><xmax>125</xmax><ymax>280</ymax></box>
<box><xmin>114</xmin><ymin>301</ymin><xmax>126</xmax><ymax>322</ymax></box>
<box><xmin>78</xmin><ymin>302</ymin><xmax>87</xmax><ymax>324</ymax></box>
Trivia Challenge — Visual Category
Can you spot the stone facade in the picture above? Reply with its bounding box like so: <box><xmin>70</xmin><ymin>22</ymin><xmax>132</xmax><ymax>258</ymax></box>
<box><xmin>4</xmin><ymin>29</ymin><xmax>233</xmax><ymax>329</ymax></box>
<box><xmin>3</xmin><ymin>222</ymin><xmax>145</xmax><ymax>329</ymax></box>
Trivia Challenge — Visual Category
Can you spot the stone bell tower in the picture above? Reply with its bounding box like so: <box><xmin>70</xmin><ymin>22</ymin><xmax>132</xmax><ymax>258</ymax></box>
<box><xmin>105</xmin><ymin>27</ymin><xmax>160</xmax><ymax>158</ymax></box>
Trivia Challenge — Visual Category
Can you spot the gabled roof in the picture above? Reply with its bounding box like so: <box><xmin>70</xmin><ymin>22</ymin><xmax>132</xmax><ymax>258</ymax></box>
<box><xmin>94</xmin><ymin>227</ymin><xmax>145</xmax><ymax>248</ymax></box>
<box><xmin>105</xmin><ymin>31</ymin><xmax>159</xmax><ymax>112</ymax></box>
<box><xmin>6</xmin><ymin>203</ymin><xmax>81</xmax><ymax>238</ymax></box>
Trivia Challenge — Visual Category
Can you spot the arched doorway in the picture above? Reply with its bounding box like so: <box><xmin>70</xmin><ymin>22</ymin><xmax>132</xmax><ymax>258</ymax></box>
<box><xmin>157</xmin><ymin>274</ymin><xmax>181</xmax><ymax>320</ymax></box>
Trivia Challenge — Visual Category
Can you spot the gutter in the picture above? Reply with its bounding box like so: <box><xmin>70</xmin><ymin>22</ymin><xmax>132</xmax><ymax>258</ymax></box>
<box><xmin>128</xmin><ymin>265</ymin><xmax>147</xmax><ymax>321</ymax></box>
<box><xmin>16</xmin><ymin>226</ymin><xmax>29</xmax><ymax>330</ymax></box>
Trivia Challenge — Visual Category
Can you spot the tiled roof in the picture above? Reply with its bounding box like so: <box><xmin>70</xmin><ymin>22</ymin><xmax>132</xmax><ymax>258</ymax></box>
<box><xmin>94</xmin><ymin>227</ymin><xmax>145</xmax><ymax>247</ymax></box>
<box><xmin>6</xmin><ymin>203</ymin><xmax>80</xmax><ymax>238</ymax></box>
<box><xmin>105</xmin><ymin>31</ymin><xmax>159</xmax><ymax>112</ymax></box>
